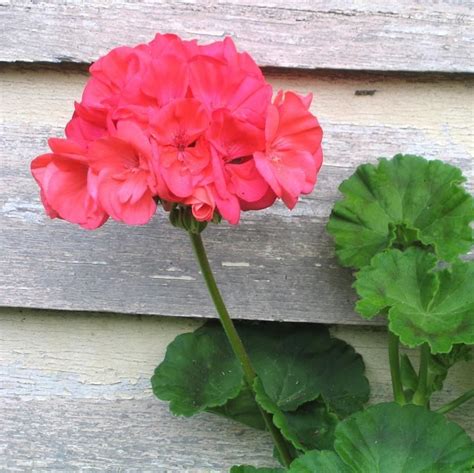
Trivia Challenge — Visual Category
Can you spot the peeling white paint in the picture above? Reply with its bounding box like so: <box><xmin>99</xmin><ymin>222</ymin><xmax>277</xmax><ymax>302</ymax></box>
<box><xmin>40</xmin><ymin>258</ymin><xmax>108</xmax><ymax>265</ymax></box>
<box><xmin>1</xmin><ymin>198</ymin><xmax>44</xmax><ymax>223</ymax></box>
<box><xmin>150</xmin><ymin>274</ymin><xmax>195</xmax><ymax>281</ymax></box>
<box><xmin>221</xmin><ymin>262</ymin><xmax>250</xmax><ymax>267</ymax></box>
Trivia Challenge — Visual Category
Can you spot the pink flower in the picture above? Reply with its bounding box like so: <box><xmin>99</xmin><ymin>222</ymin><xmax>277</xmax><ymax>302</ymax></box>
<box><xmin>189</xmin><ymin>55</ymin><xmax>271</xmax><ymax>129</ymax></box>
<box><xmin>254</xmin><ymin>91</ymin><xmax>323</xmax><ymax>209</ymax></box>
<box><xmin>115</xmin><ymin>53</ymin><xmax>190</xmax><ymax>125</ymax></box>
<box><xmin>65</xmin><ymin>102</ymin><xmax>110</xmax><ymax>149</ymax></box>
<box><xmin>151</xmin><ymin>98</ymin><xmax>211</xmax><ymax>198</ymax></box>
<box><xmin>31</xmin><ymin>139</ymin><xmax>108</xmax><ymax>229</ymax></box>
<box><xmin>198</xmin><ymin>37</ymin><xmax>265</xmax><ymax>82</ymax></box>
<box><xmin>88</xmin><ymin>121</ymin><xmax>157</xmax><ymax>225</ymax></box>
<box><xmin>32</xmin><ymin>34</ymin><xmax>323</xmax><ymax>228</ymax></box>
<box><xmin>207</xmin><ymin>110</ymin><xmax>273</xmax><ymax>223</ymax></box>
<box><xmin>184</xmin><ymin>186</ymin><xmax>216</xmax><ymax>222</ymax></box>
<box><xmin>146</xmin><ymin>33</ymin><xmax>199</xmax><ymax>61</ymax></box>
<box><xmin>83</xmin><ymin>46</ymin><xmax>145</xmax><ymax>112</ymax></box>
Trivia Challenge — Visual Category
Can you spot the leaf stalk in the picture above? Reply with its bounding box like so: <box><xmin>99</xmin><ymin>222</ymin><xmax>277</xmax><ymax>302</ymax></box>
<box><xmin>436</xmin><ymin>389</ymin><xmax>474</xmax><ymax>415</ymax></box>
<box><xmin>413</xmin><ymin>344</ymin><xmax>430</xmax><ymax>406</ymax></box>
<box><xmin>188</xmin><ymin>231</ymin><xmax>293</xmax><ymax>467</ymax></box>
<box><xmin>388</xmin><ymin>331</ymin><xmax>406</xmax><ymax>405</ymax></box>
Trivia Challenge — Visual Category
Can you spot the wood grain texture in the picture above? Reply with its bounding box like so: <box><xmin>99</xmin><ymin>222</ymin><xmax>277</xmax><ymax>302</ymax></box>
<box><xmin>0</xmin><ymin>308</ymin><xmax>472</xmax><ymax>471</ymax></box>
<box><xmin>1</xmin><ymin>67</ymin><xmax>472</xmax><ymax>324</ymax></box>
<box><xmin>0</xmin><ymin>399</ymin><xmax>277</xmax><ymax>472</ymax></box>
<box><xmin>1</xmin><ymin>0</ymin><xmax>473</xmax><ymax>73</ymax></box>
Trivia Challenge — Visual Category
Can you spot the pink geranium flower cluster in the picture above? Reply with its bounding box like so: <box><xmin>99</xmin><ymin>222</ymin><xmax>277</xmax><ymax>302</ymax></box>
<box><xmin>31</xmin><ymin>34</ymin><xmax>323</xmax><ymax>228</ymax></box>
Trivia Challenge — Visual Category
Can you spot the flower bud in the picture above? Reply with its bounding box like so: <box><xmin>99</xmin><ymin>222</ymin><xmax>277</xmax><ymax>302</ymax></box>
<box><xmin>169</xmin><ymin>205</ymin><xmax>208</xmax><ymax>234</ymax></box>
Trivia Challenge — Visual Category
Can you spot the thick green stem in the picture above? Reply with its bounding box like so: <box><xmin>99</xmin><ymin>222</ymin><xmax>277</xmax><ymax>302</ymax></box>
<box><xmin>413</xmin><ymin>344</ymin><xmax>430</xmax><ymax>406</ymax></box>
<box><xmin>436</xmin><ymin>389</ymin><xmax>474</xmax><ymax>415</ymax></box>
<box><xmin>189</xmin><ymin>231</ymin><xmax>293</xmax><ymax>467</ymax></box>
<box><xmin>388</xmin><ymin>332</ymin><xmax>406</xmax><ymax>404</ymax></box>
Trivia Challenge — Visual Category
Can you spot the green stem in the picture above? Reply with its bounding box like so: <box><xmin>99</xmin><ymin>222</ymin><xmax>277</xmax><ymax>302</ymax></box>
<box><xmin>388</xmin><ymin>332</ymin><xmax>406</xmax><ymax>404</ymax></box>
<box><xmin>413</xmin><ymin>344</ymin><xmax>430</xmax><ymax>406</ymax></box>
<box><xmin>436</xmin><ymin>389</ymin><xmax>474</xmax><ymax>415</ymax></box>
<box><xmin>189</xmin><ymin>231</ymin><xmax>293</xmax><ymax>467</ymax></box>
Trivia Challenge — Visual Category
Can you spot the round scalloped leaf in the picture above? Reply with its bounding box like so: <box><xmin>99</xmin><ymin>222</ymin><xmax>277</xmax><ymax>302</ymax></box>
<box><xmin>334</xmin><ymin>402</ymin><xmax>474</xmax><ymax>472</ymax></box>
<box><xmin>151</xmin><ymin>324</ymin><xmax>243</xmax><ymax>416</ymax></box>
<box><xmin>254</xmin><ymin>378</ymin><xmax>338</xmax><ymax>452</ymax></box>
<box><xmin>211</xmin><ymin>386</ymin><xmax>338</xmax><ymax>450</ymax></box>
<box><xmin>230</xmin><ymin>466</ymin><xmax>284</xmax><ymax>473</ymax></box>
<box><xmin>288</xmin><ymin>450</ymin><xmax>350</xmax><ymax>473</ymax></box>
<box><xmin>428</xmin><ymin>344</ymin><xmax>473</xmax><ymax>394</ymax></box>
<box><xmin>154</xmin><ymin>321</ymin><xmax>369</xmax><ymax>425</ymax></box>
<box><xmin>282</xmin><ymin>400</ymin><xmax>338</xmax><ymax>451</ymax></box>
<box><xmin>355</xmin><ymin>248</ymin><xmax>474</xmax><ymax>353</ymax></box>
<box><xmin>240</xmin><ymin>322</ymin><xmax>369</xmax><ymax>416</ymax></box>
<box><xmin>327</xmin><ymin>154</ymin><xmax>474</xmax><ymax>269</ymax></box>
<box><xmin>207</xmin><ymin>385</ymin><xmax>266</xmax><ymax>430</ymax></box>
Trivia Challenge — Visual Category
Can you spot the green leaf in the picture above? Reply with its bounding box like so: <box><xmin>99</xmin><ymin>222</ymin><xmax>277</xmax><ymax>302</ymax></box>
<box><xmin>254</xmin><ymin>378</ymin><xmax>338</xmax><ymax>452</ymax></box>
<box><xmin>207</xmin><ymin>385</ymin><xmax>265</xmax><ymax>430</ymax></box>
<box><xmin>278</xmin><ymin>403</ymin><xmax>474</xmax><ymax>472</ymax></box>
<box><xmin>288</xmin><ymin>450</ymin><xmax>350</xmax><ymax>473</ymax></box>
<box><xmin>355</xmin><ymin>248</ymin><xmax>474</xmax><ymax>353</ymax></box>
<box><xmin>429</xmin><ymin>344</ymin><xmax>473</xmax><ymax>394</ymax></box>
<box><xmin>240</xmin><ymin>322</ymin><xmax>369</xmax><ymax>417</ymax></box>
<box><xmin>334</xmin><ymin>402</ymin><xmax>474</xmax><ymax>472</ymax></box>
<box><xmin>400</xmin><ymin>353</ymin><xmax>418</xmax><ymax>401</ymax></box>
<box><xmin>151</xmin><ymin>324</ymin><xmax>243</xmax><ymax>416</ymax></box>
<box><xmin>327</xmin><ymin>154</ymin><xmax>474</xmax><ymax>268</ymax></box>
<box><xmin>153</xmin><ymin>321</ymin><xmax>369</xmax><ymax>432</ymax></box>
<box><xmin>400</xmin><ymin>354</ymin><xmax>418</xmax><ymax>392</ymax></box>
<box><xmin>282</xmin><ymin>400</ymin><xmax>338</xmax><ymax>451</ymax></box>
<box><xmin>272</xmin><ymin>444</ymin><xmax>300</xmax><ymax>468</ymax></box>
<box><xmin>230</xmin><ymin>466</ymin><xmax>284</xmax><ymax>473</ymax></box>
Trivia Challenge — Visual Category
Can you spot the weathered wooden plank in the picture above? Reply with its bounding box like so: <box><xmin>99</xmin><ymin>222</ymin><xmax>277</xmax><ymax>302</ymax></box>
<box><xmin>0</xmin><ymin>68</ymin><xmax>472</xmax><ymax>323</ymax></box>
<box><xmin>1</xmin><ymin>1</ymin><xmax>473</xmax><ymax>73</ymax></box>
<box><xmin>0</xmin><ymin>310</ymin><xmax>275</xmax><ymax>471</ymax></box>
<box><xmin>0</xmin><ymin>308</ymin><xmax>472</xmax><ymax>471</ymax></box>
<box><xmin>0</xmin><ymin>398</ymin><xmax>277</xmax><ymax>472</ymax></box>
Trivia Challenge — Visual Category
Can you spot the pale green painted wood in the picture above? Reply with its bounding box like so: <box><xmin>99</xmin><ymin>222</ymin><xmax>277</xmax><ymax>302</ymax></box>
<box><xmin>0</xmin><ymin>308</ymin><xmax>472</xmax><ymax>471</ymax></box>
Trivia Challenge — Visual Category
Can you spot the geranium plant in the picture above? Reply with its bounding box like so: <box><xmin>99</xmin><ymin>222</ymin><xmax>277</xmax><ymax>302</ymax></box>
<box><xmin>221</xmin><ymin>156</ymin><xmax>474</xmax><ymax>471</ymax></box>
<box><xmin>31</xmin><ymin>33</ymin><xmax>473</xmax><ymax>471</ymax></box>
<box><xmin>31</xmin><ymin>33</ymin><xmax>324</xmax><ymax>467</ymax></box>
<box><xmin>327</xmin><ymin>154</ymin><xmax>473</xmax><ymax>405</ymax></box>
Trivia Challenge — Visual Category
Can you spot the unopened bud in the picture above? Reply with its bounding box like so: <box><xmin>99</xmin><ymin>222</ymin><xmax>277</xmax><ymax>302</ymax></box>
<box><xmin>169</xmin><ymin>205</ymin><xmax>208</xmax><ymax>234</ymax></box>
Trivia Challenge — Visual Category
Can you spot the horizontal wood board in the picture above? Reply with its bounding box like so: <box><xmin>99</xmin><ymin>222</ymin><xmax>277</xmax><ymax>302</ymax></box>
<box><xmin>0</xmin><ymin>308</ymin><xmax>472</xmax><ymax>471</ymax></box>
<box><xmin>1</xmin><ymin>67</ymin><xmax>472</xmax><ymax>324</ymax></box>
<box><xmin>1</xmin><ymin>1</ymin><xmax>473</xmax><ymax>73</ymax></box>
